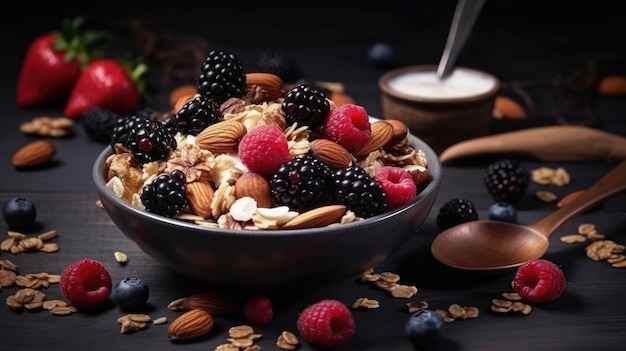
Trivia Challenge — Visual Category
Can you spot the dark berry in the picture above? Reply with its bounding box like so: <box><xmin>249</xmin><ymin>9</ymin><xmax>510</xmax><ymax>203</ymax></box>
<box><xmin>488</xmin><ymin>202</ymin><xmax>518</xmax><ymax>223</ymax></box>
<box><xmin>112</xmin><ymin>277</ymin><xmax>150</xmax><ymax>310</ymax></box>
<box><xmin>140</xmin><ymin>170</ymin><xmax>187</xmax><ymax>217</ymax></box>
<box><xmin>110</xmin><ymin>115</ymin><xmax>152</xmax><ymax>151</ymax></box>
<box><xmin>484</xmin><ymin>158</ymin><xmax>530</xmax><ymax>204</ymax></box>
<box><xmin>405</xmin><ymin>309</ymin><xmax>445</xmax><ymax>350</ymax></box>
<box><xmin>256</xmin><ymin>49</ymin><xmax>298</xmax><ymax>82</ymax></box>
<box><xmin>436</xmin><ymin>198</ymin><xmax>479</xmax><ymax>231</ymax></box>
<box><xmin>173</xmin><ymin>95</ymin><xmax>221</xmax><ymax>136</ymax></box>
<box><xmin>281</xmin><ymin>84</ymin><xmax>330</xmax><ymax>130</ymax></box>
<box><xmin>197</xmin><ymin>50</ymin><xmax>246</xmax><ymax>104</ymax></box>
<box><xmin>331</xmin><ymin>166</ymin><xmax>387</xmax><ymax>218</ymax></box>
<box><xmin>2</xmin><ymin>197</ymin><xmax>37</xmax><ymax>230</ymax></box>
<box><xmin>243</xmin><ymin>295</ymin><xmax>273</xmax><ymax>325</ymax></box>
<box><xmin>270</xmin><ymin>153</ymin><xmax>332</xmax><ymax>211</ymax></box>
<box><xmin>297</xmin><ymin>299</ymin><xmax>355</xmax><ymax>349</ymax></box>
<box><xmin>126</xmin><ymin>118</ymin><xmax>177</xmax><ymax>164</ymax></box>
<box><xmin>60</xmin><ymin>258</ymin><xmax>112</xmax><ymax>309</ymax></box>
<box><xmin>513</xmin><ymin>259</ymin><xmax>566</xmax><ymax>303</ymax></box>
<box><xmin>82</xmin><ymin>107</ymin><xmax>122</xmax><ymax>142</ymax></box>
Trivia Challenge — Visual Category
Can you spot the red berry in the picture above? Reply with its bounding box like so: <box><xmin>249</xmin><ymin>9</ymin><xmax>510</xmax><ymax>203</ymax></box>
<box><xmin>374</xmin><ymin>166</ymin><xmax>417</xmax><ymax>210</ymax></box>
<box><xmin>512</xmin><ymin>259</ymin><xmax>566</xmax><ymax>303</ymax></box>
<box><xmin>60</xmin><ymin>258</ymin><xmax>112</xmax><ymax>309</ymax></box>
<box><xmin>297</xmin><ymin>299</ymin><xmax>355</xmax><ymax>348</ymax></box>
<box><xmin>238</xmin><ymin>125</ymin><xmax>290</xmax><ymax>176</ymax></box>
<box><xmin>243</xmin><ymin>295</ymin><xmax>273</xmax><ymax>325</ymax></box>
<box><xmin>323</xmin><ymin>104</ymin><xmax>371</xmax><ymax>152</ymax></box>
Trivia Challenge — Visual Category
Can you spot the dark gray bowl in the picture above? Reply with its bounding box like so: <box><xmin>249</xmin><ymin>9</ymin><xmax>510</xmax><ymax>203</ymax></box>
<box><xmin>93</xmin><ymin>132</ymin><xmax>441</xmax><ymax>290</ymax></box>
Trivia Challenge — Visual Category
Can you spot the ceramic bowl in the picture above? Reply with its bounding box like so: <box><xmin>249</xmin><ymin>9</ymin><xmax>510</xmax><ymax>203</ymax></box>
<box><xmin>379</xmin><ymin>65</ymin><xmax>500</xmax><ymax>155</ymax></box>
<box><xmin>93</xmin><ymin>131</ymin><xmax>442</xmax><ymax>290</ymax></box>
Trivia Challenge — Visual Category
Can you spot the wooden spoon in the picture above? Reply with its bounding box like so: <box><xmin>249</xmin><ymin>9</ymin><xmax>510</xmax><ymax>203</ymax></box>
<box><xmin>439</xmin><ymin>125</ymin><xmax>626</xmax><ymax>163</ymax></box>
<box><xmin>431</xmin><ymin>159</ymin><xmax>626</xmax><ymax>272</ymax></box>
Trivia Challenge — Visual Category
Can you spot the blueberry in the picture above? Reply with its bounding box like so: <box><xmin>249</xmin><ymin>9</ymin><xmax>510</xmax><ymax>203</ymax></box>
<box><xmin>2</xmin><ymin>197</ymin><xmax>37</xmax><ymax>230</ymax></box>
<box><xmin>488</xmin><ymin>202</ymin><xmax>518</xmax><ymax>223</ymax></box>
<box><xmin>405</xmin><ymin>309</ymin><xmax>444</xmax><ymax>350</ymax></box>
<box><xmin>367</xmin><ymin>42</ymin><xmax>395</xmax><ymax>67</ymax></box>
<box><xmin>112</xmin><ymin>277</ymin><xmax>149</xmax><ymax>310</ymax></box>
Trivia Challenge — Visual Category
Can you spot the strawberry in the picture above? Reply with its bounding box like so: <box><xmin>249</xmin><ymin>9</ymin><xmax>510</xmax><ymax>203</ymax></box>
<box><xmin>63</xmin><ymin>58</ymin><xmax>147</xmax><ymax>119</ymax></box>
<box><xmin>16</xmin><ymin>17</ymin><xmax>111</xmax><ymax>109</ymax></box>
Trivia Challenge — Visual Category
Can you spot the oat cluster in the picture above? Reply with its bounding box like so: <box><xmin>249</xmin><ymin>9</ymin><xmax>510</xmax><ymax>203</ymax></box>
<box><xmin>19</xmin><ymin>116</ymin><xmax>73</xmax><ymax>137</ymax></box>
<box><xmin>489</xmin><ymin>292</ymin><xmax>532</xmax><ymax>315</ymax></box>
<box><xmin>1</xmin><ymin>230</ymin><xmax>58</xmax><ymax>254</ymax></box>
<box><xmin>560</xmin><ymin>223</ymin><xmax>626</xmax><ymax>268</ymax></box>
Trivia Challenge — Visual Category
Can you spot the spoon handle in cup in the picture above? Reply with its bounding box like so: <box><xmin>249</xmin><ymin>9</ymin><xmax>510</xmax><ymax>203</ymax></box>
<box><xmin>528</xmin><ymin>160</ymin><xmax>626</xmax><ymax>236</ymax></box>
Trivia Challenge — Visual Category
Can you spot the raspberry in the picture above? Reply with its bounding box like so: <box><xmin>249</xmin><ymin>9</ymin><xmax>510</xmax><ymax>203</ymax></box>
<box><xmin>60</xmin><ymin>258</ymin><xmax>112</xmax><ymax>309</ymax></box>
<box><xmin>512</xmin><ymin>259</ymin><xmax>567</xmax><ymax>303</ymax></box>
<box><xmin>322</xmin><ymin>103</ymin><xmax>371</xmax><ymax>152</ymax></box>
<box><xmin>243</xmin><ymin>295</ymin><xmax>273</xmax><ymax>325</ymax></box>
<box><xmin>296</xmin><ymin>299</ymin><xmax>355</xmax><ymax>349</ymax></box>
<box><xmin>238</xmin><ymin>125</ymin><xmax>290</xmax><ymax>176</ymax></box>
<box><xmin>374</xmin><ymin>166</ymin><xmax>417</xmax><ymax>210</ymax></box>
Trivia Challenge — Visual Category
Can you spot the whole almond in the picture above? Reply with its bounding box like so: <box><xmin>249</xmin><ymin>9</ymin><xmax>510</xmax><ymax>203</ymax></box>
<box><xmin>167</xmin><ymin>308</ymin><xmax>214</xmax><ymax>341</ymax></box>
<box><xmin>282</xmin><ymin>205</ymin><xmax>347</xmax><ymax>230</ymax></box>
<box><xmin>596</xmin><ymin>75</ymin><xmax>626</xmax><ymax>97</ymax></box>
<box><xmin>182</xmin><ymin>292</ymin><xmax>240</xmax><ymax>316</ymax></box>
<box><xmin>493</xmin><ymin>96</ymin><xmax>526</xmax><ymax>120</ymax></box>
<box><xmin>235</xmin><ymin>172</ymin><xmax>272</xmax><ymax>208</ymax></box>
<box><xmin>309</xmin><ymin>139</ymin><xmax>353</xmax><ymax>169</ymax></box>
<box><xmin>245</xmin><ymin>72</ymin><xmax>284</xmax><ymax>102</ymax></box>
<box><xmin>195</xmin><ymin>119</ymin><xmax>247</xmax><ymax>154</ymax></box>
<box><xmin>384</xmin><ymin>119</ymin><xmax>409</xmax><ymax>148</ymax></box>
<box><xmin>186</xmin><ymin>180</ymin><xmax>215</xmax><ymax>219</ymax></box>
<box><xmin>12</xmin><ymin>140</ymin><xmax>56</xmax><ymax>168</ymax></box>
<box><xmin>353</xmin><ymin>121</ymin><xmax>393</xmax><ymax>157</ymax></box>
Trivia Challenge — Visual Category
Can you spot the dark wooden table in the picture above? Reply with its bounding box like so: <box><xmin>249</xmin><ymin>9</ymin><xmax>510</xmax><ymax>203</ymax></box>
<box><xmin>1</xmin><ymin>3</ymin><xmax>626</xmax><ymax>350</ymax></box>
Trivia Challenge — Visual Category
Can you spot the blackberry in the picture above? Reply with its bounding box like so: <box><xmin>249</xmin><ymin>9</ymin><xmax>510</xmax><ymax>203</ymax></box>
<box><xmin>197</xmin><ymin>50</ymin><xmax>246</xmax><ymax>104</ymax></box>
<box><xmin>125</xmin><ymin>118</ymin><xmax>177</xmax><ymax>164</ymax></box>
<box><xmin>256</xmin><ymin>50</ymin><xmax>298</xmax><ymax>82</ymax></box>
<box><xmin>436</xmin><ymin>198</ymin><xmax>479</xmax><ymax>231</ymax></box>
<box><xmin>140</xmin><ymin>170</ymin><xmax>187</xmax><ymax>217</ymax></box>
<box><xmin>82</xmin><ymin>107</ymin><xmax>122</xmax><ymax>142</ymax></box>
<box><xmin>173</xmin><ymin>95</ymin><xmax>221</xmax><ymax>136</ymax></box>
<box><xmin>270</xmin><ymin>153</ymin><xmax>332</xmax><ymax>211</ymax></box>
<box><xmin>281</xmin><ymin>84</ymin><xmax>330</xmax><ymax>130</ymax></box>
<box><xmin>331</xmin><ymin>166</ymin><xmax>387</xmax><ymax>218</ymax></box>
<box><xmin>110</xmin><ymin>115</ymin><xmax>150</xmax><ymax>151</ymax></box>
<box><xmin>483</xmin><ymin>158</ymin><xmax>530</xmax><ymax>204</ymax></box>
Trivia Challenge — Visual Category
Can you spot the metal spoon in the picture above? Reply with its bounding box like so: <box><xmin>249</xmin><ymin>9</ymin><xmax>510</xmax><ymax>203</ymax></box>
<box><xmin>431</xmin><ymin>160</ymin><xmax>626</xmax><ymax>272</ymax></box>
<box><xmin>437</xmin><ymin>0</ymin><xmax>487</xmax><ymax>80</ymax></box>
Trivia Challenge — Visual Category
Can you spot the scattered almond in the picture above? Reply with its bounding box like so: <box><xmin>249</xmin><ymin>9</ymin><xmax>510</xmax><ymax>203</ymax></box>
<box><xmin>596</xmin><ymin>75</ymin><xmax>626</xmax><ymax>97</ymax></box>
<box><xmin>281</xmin><ymin>205</ymin><xmax>347</xmax><ymax>230</ymax></box>
<box><xmin>383</xmin><ymin>119</ymin><xmax>409</xmax><ymax>148</ymax></box>
<box><xmin>169</xmin><ymin>84</ymin><xmax>198</xmax><ymax>107</ymax></box>
<box><xmin>493</xmin><ymin>95</ymin><xmax>526</xmax><ymax>120</ymax></box>
<box><xmin>12</xmin><ymin>140</ymin><xmax>56</xmax><ymax>168</ymax></box>
<box><xmin>168</xmin><ymin>308</ymin><xmax>214</xmax><ymax>341</ymax></box>
<box><xmin>186</xmin><ymin>180</ymin><xmax>216</xmax><ymax>219</ymax></box>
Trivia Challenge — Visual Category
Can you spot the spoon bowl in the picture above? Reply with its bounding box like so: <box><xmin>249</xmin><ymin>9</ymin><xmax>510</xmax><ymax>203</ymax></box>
<box><xmin>431</xmin><ymin>160</ymin><xmax>626</xmax><ymax>272</ymax></box>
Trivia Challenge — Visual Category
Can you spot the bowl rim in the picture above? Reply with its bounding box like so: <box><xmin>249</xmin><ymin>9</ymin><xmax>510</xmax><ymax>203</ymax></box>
<box><xmin>93</xmin><ymin>120</ymin><xmax>442</xmax><ymax>237</ymax></box>
<box><xmin>378</xmin><ymin>64</ymin><xmax>501</xmax><ymax>104</ymax></box>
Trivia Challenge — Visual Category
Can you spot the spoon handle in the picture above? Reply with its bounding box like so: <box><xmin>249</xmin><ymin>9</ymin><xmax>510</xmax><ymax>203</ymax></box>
<box><xmin>529</xmin><ymin>160</ymin><xmax>626</xmax><ymax>236</ymax></box>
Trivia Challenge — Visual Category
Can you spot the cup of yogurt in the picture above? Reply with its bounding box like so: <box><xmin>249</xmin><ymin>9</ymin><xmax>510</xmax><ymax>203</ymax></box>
<box><xmin>379</xmin><ymin>65</ymin><xmax>500</xmax><ymax>155</ymax></box>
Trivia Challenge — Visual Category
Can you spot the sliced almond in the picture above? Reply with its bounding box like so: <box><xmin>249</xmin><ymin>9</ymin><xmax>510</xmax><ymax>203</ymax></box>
<box><xmin>281</xmin><ymin>205</ymin><xmax>346</xmax><ymax>230</ymax></box>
